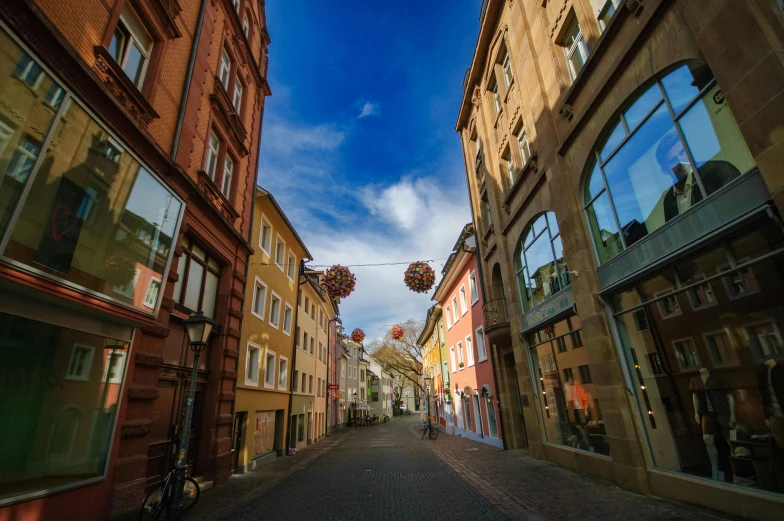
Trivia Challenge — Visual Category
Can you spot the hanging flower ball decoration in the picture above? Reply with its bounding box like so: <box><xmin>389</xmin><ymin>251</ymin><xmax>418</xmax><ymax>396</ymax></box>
<box><xmin>351</xmin><ymin>328</ymin><xmax>365</xmax><ymax>344</ymax></box>
<box><xmin>404</xmin><ymin>261</ymin><xmax>436</xmax><ymax>293</ymax></box>
<box><xmin>324</xmin><ymin>264</ymin><xmax>356</xmax><ymax>298</ymax></box>
<box><xmin>390</xmin><ymin>324</ymin><xmax>405</xmax><ymax>340</ymax></box>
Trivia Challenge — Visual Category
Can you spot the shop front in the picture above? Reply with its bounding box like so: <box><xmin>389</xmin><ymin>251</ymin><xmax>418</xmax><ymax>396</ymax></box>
<box><xmin>0</xmin><ymin>20</ymin><xmax>182</xmax><ymax>518</ymax></box>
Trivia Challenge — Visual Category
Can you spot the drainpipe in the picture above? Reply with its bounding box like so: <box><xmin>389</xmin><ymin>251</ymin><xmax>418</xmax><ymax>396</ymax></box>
<box><xmin>284</xmin><ymin>259</ymin><xmax>306</xmax><ymax>455</ymax></box>
<box><xmin>171</xmin><ymin>0</ymin><xmax>209</xmax><ymax>162</ymax></box>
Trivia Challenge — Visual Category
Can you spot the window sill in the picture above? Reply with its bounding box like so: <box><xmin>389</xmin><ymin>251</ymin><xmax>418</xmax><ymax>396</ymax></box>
<box><xmin>92</xmin><ymin>46</ymin><xmax>159</xmax><ymax>125</ymax></box>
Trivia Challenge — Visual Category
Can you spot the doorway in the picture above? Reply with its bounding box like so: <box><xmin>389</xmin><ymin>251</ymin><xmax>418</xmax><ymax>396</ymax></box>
<box><xmin>231</xmin><ymin>412</ymin><xmax>246</xmax><ymax>473</ymax></box>
<box><xmin>472</xmin><ymin>394</ymin><xmax>484</xmax><ymax>438</ymax></box>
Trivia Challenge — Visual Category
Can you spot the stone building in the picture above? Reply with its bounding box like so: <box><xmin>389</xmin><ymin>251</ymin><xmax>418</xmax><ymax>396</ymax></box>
<box><xmin>0</xmin><ymin>0</ymin><xmax>270</xmax><ymax>518</ymax></box>
<box><xmin>457</xmin><ymin>0</ymin><xmax>784</xmax><ymax>517</ymax></box>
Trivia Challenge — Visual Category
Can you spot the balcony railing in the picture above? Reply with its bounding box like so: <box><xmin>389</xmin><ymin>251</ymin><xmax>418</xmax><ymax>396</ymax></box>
<box><xmin>483</xmin><ymin>298</ymin><xmax>509</xmax><ymax>330</ymax></box>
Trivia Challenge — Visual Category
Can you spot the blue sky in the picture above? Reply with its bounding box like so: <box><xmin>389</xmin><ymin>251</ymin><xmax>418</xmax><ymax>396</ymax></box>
<box><xmin>258</xmin><ymin>1</ymin><xmax>483</xmax><ymax>338</ymax></box>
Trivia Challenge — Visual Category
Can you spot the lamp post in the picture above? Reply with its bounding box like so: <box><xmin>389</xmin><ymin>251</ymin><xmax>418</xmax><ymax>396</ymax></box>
<box><xmin>326</xmin><ymin>315</ymin><xmax>341</xmax><ymax>437</ymax></box>
<box><xmin>352</xmin><ymin>391</ymin><xmax>358</xmax><ymax>429</ymax></box>
<box><xmin>423</xmin><ymin>374</ymin><xmax>433</xmax><ymax>429</ymax></box>
<box><xmin>168</xmin><ymin>311</ymin><xmax>215</xmax><ymax>521</ymax></box>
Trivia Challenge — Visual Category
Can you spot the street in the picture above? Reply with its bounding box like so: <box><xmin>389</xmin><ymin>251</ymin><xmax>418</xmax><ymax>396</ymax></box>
<box><xmin>184</xmin><ymin>416</ymin><xmax>733</xmax><ymax>521</ymax></box>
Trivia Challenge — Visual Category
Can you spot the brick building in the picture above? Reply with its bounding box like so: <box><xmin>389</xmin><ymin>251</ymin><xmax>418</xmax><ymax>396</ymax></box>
<box><xmin>458</xmin><ymin>0</ymin><xmax>784</xmax><ymax>518</ymax></box>
<box><xmin>0</xmin><ymin>0</ymin><xmax>269</xmax><ymax>519</ymax></box>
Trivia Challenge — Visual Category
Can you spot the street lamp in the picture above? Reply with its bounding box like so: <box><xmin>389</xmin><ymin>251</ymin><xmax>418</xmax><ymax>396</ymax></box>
<box><xmin>326</xmin><ymin>315</ymin><xmax>342</xmax><ymax>437</ymax></box>
<box><xmin>423</xmin><ymin>373</ymin><xmax>433</xmax><ymax>429</ymax></box>
<box><xmin>352</xmin><ymin>391</ymin><xmax>358</xmax><ymax>429</ymax></box>
<box><xmin>168</xmin><ymin>311</ymin><xmax>215</xmax><ymax>521</ymax></box>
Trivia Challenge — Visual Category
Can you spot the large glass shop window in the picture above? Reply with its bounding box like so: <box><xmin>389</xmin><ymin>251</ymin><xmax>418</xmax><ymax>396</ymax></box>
<box><xmin>0</xmin><ymin>27</ymin><xmax>182</xmax><ymax>313</ymax></box>
<box><xmin>584</xmin><ymin>62</ymin><xmax>756</xmax><ymax>263</ymax></box>
<box><xmin>0</xmin><ymin>311</ymin><xmax>129</xmax><ymax>503</ymax></box>
<box><xmin>515</xmin><ymin>212</ymin><xmax>569</xmax><ymax>312</ymax></box>
<box><xmin>613</xmin><ymin>218</ymin><xmax>784</xmax><ymax>493</ymax></box>
<box><xmin>529</xmin><ymin>315</ymin><xmax>609</xmax><ymax>455</ymax></box>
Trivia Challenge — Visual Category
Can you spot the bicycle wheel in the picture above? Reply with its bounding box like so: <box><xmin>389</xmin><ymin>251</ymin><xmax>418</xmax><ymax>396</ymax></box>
<box><xmin>430</xmin><ymin>426</ymin><xmax>439</xmax><ymax>439</ymax></box>
<box><xmin>139</xmin><ymin>483</ymin><xmax>167</xmax><ymax>521</ymax></box>
<box><xmin>181</xmin><ymin>477</ymin><xmax>201</xmax><ymax>512</ymax></box>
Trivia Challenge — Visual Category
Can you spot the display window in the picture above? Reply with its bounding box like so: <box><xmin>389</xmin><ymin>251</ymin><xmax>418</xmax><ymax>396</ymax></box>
<box><xmin>528</xmin><ymin>315</ymin><xmax>608</xmax><ymax>455</ymax></box>
<box><xmin>612</xmin><ymin>218</ymin><xmax>784</xmax><ymax>493</ymax></box>
<box><xmin>0</xmin><ymin>25</ymin><xmax>183</xmax><ymax>315</ymax></box>
<box><xmin>0</xmin><ymin>311</ymin><xmax>129</xmax><ymax>505</ymax></box>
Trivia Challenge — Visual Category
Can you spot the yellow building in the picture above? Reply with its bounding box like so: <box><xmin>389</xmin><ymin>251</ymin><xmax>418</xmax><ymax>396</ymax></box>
<box><xmin>233</xmin><ymin>188</ymin><xmax>311</xmax><ymax>472</ymax></box>
<box><xmin>289</xmin><ymin>271</ymin><xmax>337</xmax><ymax>450</ymax></box>
<box><xmin>419</xmin><ymin>305</ymin><xmax>446</xmax><ymax>428</ymax></box>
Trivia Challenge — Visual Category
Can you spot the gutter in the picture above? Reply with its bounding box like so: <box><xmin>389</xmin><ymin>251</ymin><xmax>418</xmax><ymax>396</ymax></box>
<box><xmin>284</xmin><ymin>259</ymin><xmax>306</xmax><ymax>455</ymax></box>
<box><xmin>171</xmin><ymin>0</ymin><xmax>208</xmax><ymax>161</ymax></box>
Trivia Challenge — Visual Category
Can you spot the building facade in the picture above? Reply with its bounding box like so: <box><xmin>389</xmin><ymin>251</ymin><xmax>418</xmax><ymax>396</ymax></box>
<box><xmin>420</xmin><ymin>305</ymin><xmax>453</xmax><ymax>431</ymax></box>
<box><xmin>434</xmin><ymin>224</ymin><xmax>502</xmax><ymax>448</ymax></box>
<box><xmin>0</xmin><ymin>0</ymin><xmax>269</xmax><ymax>518</ymax></box>
<box><xmin>234</xmin><ymin>188</ymin><xmax>309</xmax><ymax>473</ymax></box>
<box><xmin>457</xmin><ymin>0</ymin><xmax>784</xmax><ymax>517</ymax></box>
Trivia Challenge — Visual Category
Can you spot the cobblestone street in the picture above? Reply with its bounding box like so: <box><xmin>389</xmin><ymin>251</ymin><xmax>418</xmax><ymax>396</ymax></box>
<box><xmin>183</xmin><ymin>415</ymin><xmax>735</xmax><ymax>521</ymax></box>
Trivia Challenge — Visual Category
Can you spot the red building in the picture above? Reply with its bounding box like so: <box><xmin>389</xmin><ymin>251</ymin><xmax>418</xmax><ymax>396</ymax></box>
<box><xmin>433</xmin><ymin>223</ymin><xmax>503</xmax><ymax>448</ymax></box>
<box><xmin>0</xmin><ymin>0</ymin><xmax>270</xmax><ymax>519</ymax></box>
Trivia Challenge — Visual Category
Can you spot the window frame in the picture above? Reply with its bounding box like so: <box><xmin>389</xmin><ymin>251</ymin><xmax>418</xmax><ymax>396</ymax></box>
<box><xmin>517</xmin><ymin>127</ymin><xmax>531</xmax><ymax>166</ymax></box>
<box><xmin>282</xmin><ymin>303</ymin><xmax>293</xmax><ymax>335</ymax></box>
<box><xmin>264</xmin><ymin>349</ymin><xmax>276</xmax><ymax>389</ymax></box>
<box><xmin>274</xmin><ymin>234</ymin><xmax>286</xmax><ymax>271</ymax></box>
<box><xmin>174</xmin><ymin>238</ymin><xmax>221</xmax><ymax>319</ymax></box>
<box><xmin>259</xmin><ymin>214</ymin><xmax>272</xmax><ymax>256</ymax></box>
<box><xmin>459</xmin><ymin>285</ymin><xmax>468</xmax><ymax>316</ymax></box>
<box><xmin>245</xmin><ymin>341</ymin><xmax>261</xmax><ymax>386</ymax></box>
<box><xmin>451</xmin><ymin>297</ymin><xmax>459</xmax><ymax>323</ymax></box>
<box><xmin>204</xmin><ymin>130</ymin><xmax>220</xmax><ymax>180</ymax></box>
<box><xmin>476</xmin><ymin>326</ymin><xmax>487</xmax><ymax>362</ymax></box>
<box><xmin>278</xmin><ymin>356</ymin><xmax>289</xmax><ymax>390</ymax></box>
<box><xmin>671</xmin><ymin>337</ymin><xmax>702</xmax><ymax>372</ymax></box>
<box><xmin>268</xmin><ymin>291</ymin><xmax>282</xmax><ymax>329</ymax></box>
<box><xmin>702</xmin><ymin>329</ymin><xmax>739</xmax><ymax>368</ymax></box>
<box><xmin>251</xmin><ymin>276</ymin><xmax>267</xmax><ymax>320</ymax></box>
<box><xmin>221</xmin><ymin>152</ymin><xmax>233</xmax><ymax>198</ymax></box>
<box><xmin>469</xmin><ymin>270</ymin><xmax>479</xmax><ymax>304</ymax></box>
<box><xmin>502</xmin><ymin>51</ymin><xmax>513</xmax><ymax>88</ymax></box>
<box><xmin>110</xmin><ymin>6</ymin><xmax>154</xmax><ymax>88</ymax></box>
<box><xmin>465</xmin><ymin>334</ymin><xmax>475</xmax><ymax>367</ymax></box>
<box><xmin>457</xmin><ymin>341</ymin><xmax>465</xmax><ymax>368</ymax></box>
<box><xmin>286</xmin><ymin>251</ymin><xmax>297</xmax><ymax>281</ymax></box>
<box><xmin>560</xmin><ymin>17</ymin><xmax>589</xmax><ymax>82</ymax></box>
<box><xmin>65</xmin><ymin>343</ymin><xmax>96</xmax><ymax>382</ymax></box>
<box><xmin>143</xmin><ymin>276</ymin><xmax>162</xmax><ymax>309</ymax></box>
<box><xmin>233</xmin><ymin>77</ymin><xmax>243</xmax><ymax>113</ymax></box>
<box><xmin>515</xmin><ymin>212</ymin><xmax>569</xmax><ymax>313</ymax></box>
<box><xmin>219</xmin><ymin>49</ymin><xmax>232</xmax><ymax>91</ymax></box>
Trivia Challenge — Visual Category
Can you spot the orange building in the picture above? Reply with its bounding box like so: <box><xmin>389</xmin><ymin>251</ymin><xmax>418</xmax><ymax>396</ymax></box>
<box><xmin>0</xmin><ymin>0</ymin><xmax>270</xmax><ymax>519</ymax></box>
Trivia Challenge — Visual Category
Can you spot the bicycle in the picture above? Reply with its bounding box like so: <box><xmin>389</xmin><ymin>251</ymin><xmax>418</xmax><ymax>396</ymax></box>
<box><xmin>422</xmin><ymin>420</ymin><xmax>439</xmax><ymax>440</ymax></box>
<box><xmin>139</xmin><ymin>467</ymin><xmax>200</xmax><ymax>520</ymax></box>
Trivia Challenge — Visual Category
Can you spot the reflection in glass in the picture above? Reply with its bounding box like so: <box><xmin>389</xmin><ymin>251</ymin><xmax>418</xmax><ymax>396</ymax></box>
<box><xmin>529</xmin><ymin>316</ymin><xmax>607</xmax><ymax>455</ymax></box>
<box><xmin>0</xmin><ymin>311</ymin><xmax>128</xmax><ymax>503</ymax></box>
<box><xmin>586</xmin><ymin>192</ymin><xmax>622</xmax><ymax>263</ymax></box>
<box><xmin>3</xmin><ymin>98</ymin><xmax>182</xmax><ymax>313</ymax></box>
<box><xmin>611</xmin><ymin>219</ymin><xmax>784</xmax><ymax>492</ymax></box>
<box><xmin>515</xmin><ymin>213</ymin><xmax>569</xmax><ymax>313</ymax></box>
<box><xmin>584</xmin><ymin>63</ymin><xmax>756</xmax><ymax>264</ymax></box>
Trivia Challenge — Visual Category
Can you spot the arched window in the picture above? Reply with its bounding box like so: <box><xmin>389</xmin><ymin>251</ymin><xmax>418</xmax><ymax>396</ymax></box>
<box><xmin>515</xmin><ymin>212</ymin><xmax>568</xmax><ymax>312</ymax></box>
<box><xmin>584</xmin><ymin>62</ymin><xmax>756</xmax><ymax>263</ymax></box>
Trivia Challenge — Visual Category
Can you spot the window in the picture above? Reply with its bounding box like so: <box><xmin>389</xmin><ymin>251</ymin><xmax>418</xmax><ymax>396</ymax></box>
<box><xmin>259</xmin><ymin>214</ymin><xmax>272</xmax><ymax>255</ymax></box>
<box><xmin>143</xmin><ymin>277</ymin><xmax>162</xmax><ymax>309</ymax></box>
<box><xmin>295</xmin><ymin>326</ymin><xmax>300</xmax><ymax>347</ymax></box>
<box><xmin>570</xmin><ymin>329</ymin><xmax>583</xmax><ymax>348</ymax></box>
<box><xmin>457</xmin><ymin>342</ymin><xmax>464</xmax><ymax>368</ymax></box>
<box><xmin>656</xmin><ymin>291</ymin><xmax>682</xmax><ymax>319</ymax></box>
<box><xmin>232</xmin><ymin>77</ymin><xmax>244</xmax><ymax>113</ymax></box>
<box><xmin>502</xmin><ymin>51</ymin><xmax>513</xmax><ymax>88</ymax></box>
<box><xmin>14</xmin><ymin>54</ymin><xmax>44</xmax><ymax>87</ymax></box>
<box><xmin>476</xmin><ymin>327</ymin><xmax>487</xmax><ymax>362</ymax></box>
<box><xmin>310</xmin><ymin>337</ymin><xmax>314</xmax><ymax>354</ymax></box>
<box><xmin>578</xmin><ymin>364</ymin><xmax>592</xmax><ymax>384</ymax></box>
<box><xmin>451</xmin><ymin>297</ymin><xmax>459</xmax><ymax>323</ymax></box>
<box><xmin>246</xmin><ymin>343</ymin><xmax>260</xmax><ymax>385</ymax></box>
<box><xmin>517</xmin><ymin>127</ymin><xmax>531</xmax><ymax>165</ymax></box>
<box><xmin>6</xmin><ymin>135</ymin><xmax>40</xmax><ymax>184</ymax></box>
<box><xmin>459</xmin><ymin>285</ymin><xmax>468</xmax><ymax>316</ymax></box>
<box><xmin>221</xmin><ymin>154</ymin><xmax>233</xmax><ymax>197</ymax></box>
<box><xmin>595</xmin><ymin>0</ymin><xmax>620</xmax><ymax>32</ymax></box>
<box><xmin>563</xmin><ymin>367</ymin><xmax>574</xmax><ymax>382</ymax></box>
<box><xmin>293</xmin><ymin>370</ymin><xmax>298</xmax><ymax>390</ymax></box>
<box><xmin>243</xmin><ymin>17</ymin><xmax>250</xmax><ymax>38</ymax></box>
<box><xmin>445</xmin><ymin>306</ymin><xmax>452</xmax><ymax>329</ymax></box>
<box><xmin>317</xmin><ymin>377</ymin><xmax>321</xmax><ymax>396</ymax></box>
<box><xmin>704</xmin><ymin>330</ymin><xmax>739</xmax><ymax>367</ymax></box>
<box><xmin>648</xmin><ymin>353</ymin><xmax>665</xmax><ymax>375</ymax></box>
<box><xmin>287</xmin><ymin>252</ymin><xmax>296</xmax><ymax>281</ymax></box>
<box><xmin>309</xmin><ymin>375</ymin><xmax>313</xmax><ymax>393</ymax></box>
<box><xmin>469</xmin><ymin>270</ymin><xmax>479</xmax><ymax>304</ymax></box>
<box><xmin>746</xmin><ymin>321</ymin><xmax>784</xmax><ymax>360</ymax></box>
<box><xmin>561</xmin><ymin>17</ymin><xmax>589</xmax><ymax>82</ymax></box>
<box><xmin>108</xmin><ymin>5</ymin><xmax>153</xmax><ymax>87</ymax></box>
<box><xmin>686</xmin><ymin>276</ymin><xmax>716</xmax><ymax>310</ymax></box>
<box><xmin>205</xmin><ymin>131</ymin><xmax>220</xmax><ymax>180</ymax></box>
<box><xmin>634</xmin><ymin>310</ymin><xmax>650</xmax><ymax>331</ymax></box>
<box><xmin>584</xmin><ymin>63</ymin><xmax>755</xmax><ymax>263</ymax></box>
<box><xmin>66</xmin><ymin>344</ymin><xmax>95</xmax><ymax>381</ymax></box>
<box><xmin>219</xmin><ymin>50</ymin><xmax>231</xmax><ymax>90</ymax></box>
<box><xmin>278</xmin><ymin>358</ymin><xmax>288</xmax><ymax>390</ymax></box>
<box><xmin>282</xmin><ymin>303</ymin><xmax>293</xmax><ymax>335</ymax></box>
<box><xmin>45</xmin><ymin>82</ymin><xmax>65</xmax><ymax>109</ymax></box>
<box><xmin>555</xmin><ymin>336</ymin><xmax>567</xmax><ymax>353</ymax></box>
<box><xmin>269</xmin><ymin>293</ymin><xmax>281</xmax><ymax>328</ymax></box>
<box><xmin>465</xmin><ymin>335</ymin><xmax>475</xmax><ymax>366</ymax></box>
<box><xmin>264</xmin><ymin>350</ymin><xmax>276</xmax><ymax>387</ymax></box>
<box><xmin>506</xmin><ymin>153</ymin><xmax>515</xmax><ymax>187</ymax></box>
<box><xmin>672</xmin><ymin>338</ymin><xmax>701</xmax><ymax>371</ymax></box>
<box><xmin>297</xmin><ymin>415</ymin><xmax>304</xmax><ymax>441</ymax></box>
<box><xmin>274</xmin><ymin>235</ymin><xmax>285</xmax><ymax>270</ymax></box>
<box><xmin>301</xmin><ymin>373</ymin><xmax>307</xmax><ymax>392</ymax></box>
<box><xmin>515</xmin><ymin>212</ymin><xmax>569</xmax><ymax>312</ymax></box>
<box><xmin>0</xmin><ymin>312</ymin><xmax>130</xmax><ymax>503</ymax></box>
<box><xmin>251</xmin><ymin>277</ymin><xmax>267</xmax><ymax>319</ymax></box>
<box><xmin>173</xmin><ymin>238</ymin><xmax>220</xmax><ymax>318</ymax></box>
<box><xmin>304</xmin><ymin>296</ymin><xmax>309</xmax><ymax>310</ymax></box>
<box><xmin>723</xmin><ymin>266</ymin><xmax>759</xmax><ymax>299</ymax></box>
<box><xmin>492</xmin><ymin>82</ymin><xmax>501</xmax><ymax>114</ymax></box>
<box><xmin>303</xmin><ymin>331</ymin><xmax>308</xmax><ymax>351</ymax></box>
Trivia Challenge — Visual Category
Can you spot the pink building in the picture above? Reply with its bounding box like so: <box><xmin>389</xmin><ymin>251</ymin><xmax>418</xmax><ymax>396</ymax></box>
<box><xmin>433</xmin><ymin>224</ymin><xmax>502</xmax><ymax>447</ymax></box>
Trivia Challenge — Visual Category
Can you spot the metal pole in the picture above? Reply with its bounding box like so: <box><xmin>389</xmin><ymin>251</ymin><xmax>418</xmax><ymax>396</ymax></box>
<box><xmin>427</xmin><ymin>386</ymin><xmax>432</xmax><ymax>428</ymax></box>
<box><xmin>167</xmin><ymin>346</ymin><xmax>202</xmax><ymax>521</ymax></box>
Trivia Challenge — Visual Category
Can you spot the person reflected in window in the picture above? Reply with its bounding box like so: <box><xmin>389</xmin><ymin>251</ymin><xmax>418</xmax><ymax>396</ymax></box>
<box><xmin>655</xmin><ymin>132</ymin><xmax>740</xmax><ymax>222</ymax></box>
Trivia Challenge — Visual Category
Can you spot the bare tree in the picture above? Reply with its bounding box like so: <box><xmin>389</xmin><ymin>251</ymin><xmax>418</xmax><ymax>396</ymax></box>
<box><xmin>367</xmin><ymin>319</ymin><xmax>426</xmax><ymax>404</ymax></box>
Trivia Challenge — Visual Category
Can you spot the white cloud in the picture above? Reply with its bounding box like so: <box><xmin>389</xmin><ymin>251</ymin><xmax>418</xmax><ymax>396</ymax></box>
<box><xmin>358</xmin><ymin>101</ymin><xmax>380</xmax><ymax>119</ymax></box>
<box><xmin>262</xmin><ymin>121</ymin><xmax>345</xmax><ymax>155</ymax></box>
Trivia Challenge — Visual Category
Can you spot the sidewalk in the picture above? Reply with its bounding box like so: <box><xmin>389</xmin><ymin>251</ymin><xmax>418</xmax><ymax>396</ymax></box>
<box><xmin>411</xmin><ymin>421</ymin><xmax>735</xmax><ymax>521</ymax></box>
